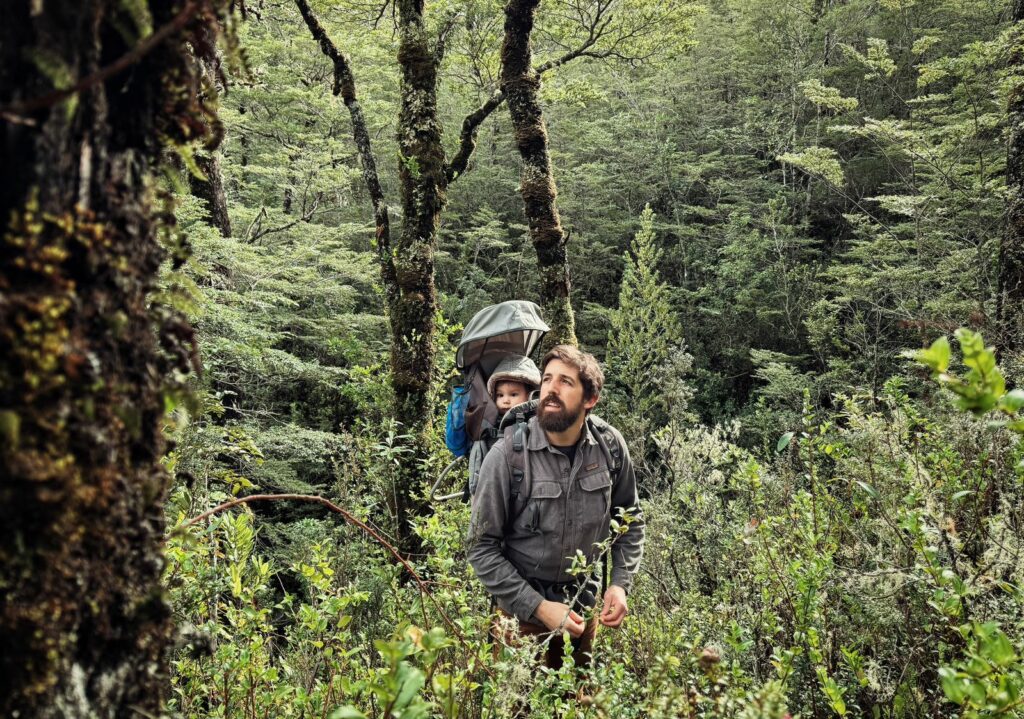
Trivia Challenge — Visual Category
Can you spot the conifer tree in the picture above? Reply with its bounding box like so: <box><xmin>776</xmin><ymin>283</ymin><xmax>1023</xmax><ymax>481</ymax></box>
<box><xmin>606</xmin><ymin>205</ymin><xmax>691</xmax><ymax>449</ymax></box>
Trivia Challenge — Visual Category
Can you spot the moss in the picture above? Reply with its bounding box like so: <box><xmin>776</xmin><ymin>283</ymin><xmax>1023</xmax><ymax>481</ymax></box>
<box><xmin>1</xmin><ymin>2</ymin><xmax>237</xmax><ymax>714</ymax></box>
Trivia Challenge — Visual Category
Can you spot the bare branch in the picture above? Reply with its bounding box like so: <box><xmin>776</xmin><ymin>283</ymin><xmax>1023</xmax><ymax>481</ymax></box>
<box><xmin>434</xmin><ymin>9</ymin><xmax>463</xmax><ymax>66</ymax></box>
<box><xmin>248</xmin><ymin>193</ymin><xmax>323</xmax><ymax>242</ymax></box>
<box><xmin>294</xmin><ymin>0</ymin><xmax>397</xmax><ymax>307</ymax></box>
<box><xmin>372</xmin><ymin>0</ymin><xmax>391</xmax><ymax>29</ymax></box>
<box><xmin>445</xmin><ymin>89</ymin><xmax>506</xmax><ymax>183</ymax></box>
<box><xmin>445</xmin><ymin>15</ymin><xmax>622</xmax><ymax>184</ymax></box>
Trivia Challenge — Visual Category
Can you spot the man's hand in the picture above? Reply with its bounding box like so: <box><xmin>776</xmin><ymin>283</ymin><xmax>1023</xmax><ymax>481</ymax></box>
<box><xmin>600</xmin><ymin>584</ymin><xmax>628</xmax><ymax>627</ymax></box>
<box><xmin>534</xmin><ymin>599</ymin><xmax>586</xmax><ymax>638</ymax></box>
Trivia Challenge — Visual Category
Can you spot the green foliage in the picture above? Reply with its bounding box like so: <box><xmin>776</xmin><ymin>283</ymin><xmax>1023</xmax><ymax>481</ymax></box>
<box><xmin>779</xmin><ymin>146</ymin><xmax>846</xmax><ymax>187</ymax></box>
<box><xmin>162</xmin><ymin>0</ymin><xmax>1024</xmax><ymax>716</ymax></box>
<box><xmin>940</xmin><ymin>622</ymin><xmax>1024</xmax><ymax>717</ymax></box>
<box><xmin>605</xmin><ymin>205</ymin><xmax>693</xmax><ymax>475</ymax></box>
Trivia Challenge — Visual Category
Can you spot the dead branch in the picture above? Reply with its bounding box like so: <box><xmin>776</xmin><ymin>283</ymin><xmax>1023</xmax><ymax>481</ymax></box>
<box><xmin>248</xmin><ymin>193</ymin><xmax>323</xmax><ymax>242</ymax></box>
<box><xmin>294</xmin><ymin>0</ymin><xmax>398</xmax><ymax>308</ymax></box>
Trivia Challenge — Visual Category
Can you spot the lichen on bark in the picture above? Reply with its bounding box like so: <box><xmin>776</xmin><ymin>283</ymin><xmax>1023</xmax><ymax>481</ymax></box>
<box><xmin>501</xmin><ymin>0</ymin><xmax>578</xmax><ymax>348</ymax></box>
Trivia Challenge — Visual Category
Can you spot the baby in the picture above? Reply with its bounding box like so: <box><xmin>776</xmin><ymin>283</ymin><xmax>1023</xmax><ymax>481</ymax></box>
<box><xmin>486</xmin><ymin>355</ymin><xmax>541</xmax><ymax>421</ymax></box>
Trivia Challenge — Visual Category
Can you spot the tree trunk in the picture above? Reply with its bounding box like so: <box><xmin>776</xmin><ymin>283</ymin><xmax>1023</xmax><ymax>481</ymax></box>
<box><xmin>0</xmin><ymin>2</ymin><xmax>224</xmax><ymax>716</ymax></box>
<box><xmin>999</xmin><ymin>0</ymin><xmax>1024</xmax><ymax>354</ymax></box>
<box><xmin>501</xmin><ymin>0</ymin><xmax>577</xmax><ymax>347</ymax></box>
<box><xmin>193</xmin><ymin>150</ymin><xmax>232</xmax><ymax>236</ymax></box>
<box><xmin>190</xmin><ymin>24</ymin><xmax>232</xmax><ymax>237</ymax></box>
<box><xmin>296</xmin><ymin>0</ymin><xmax>441</xmax><ymax>552</ymax></box>
<box><xmin>392</xmin><ymin>0</ymin><xmax>447</xmax><ymax>549</ymax></box>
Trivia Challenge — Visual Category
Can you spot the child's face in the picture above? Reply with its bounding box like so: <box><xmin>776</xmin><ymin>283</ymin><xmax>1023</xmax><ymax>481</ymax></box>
<box><xmin>495</xmin><ymin>381</ymin><xmax>529</xmax><ymax>412</ymax></box>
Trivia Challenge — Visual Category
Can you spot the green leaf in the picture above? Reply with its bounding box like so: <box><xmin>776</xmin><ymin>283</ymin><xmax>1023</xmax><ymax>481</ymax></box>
<box><xmin>980</xmin><ymin>625</ymin><xmax>1018</xmax><ymax>667</ymax></box>
<box><xmin>776</xmin><ymin>431</ymin><xmax>794</xmax><ymax>452</ymax></box>
<box><xmin>998</xmin><ymin>389</ymin><xmax>1024</xmax><ymax>413</ymax></box>
<box><xmin>329</xmin><ymin>707</ymin><xmax>367</xmax><ymax>719</ymax></box>
<box><xmin>855</xmin><ymin>481</ymin><xmax>879</xmax><ymax>499</ymax></box>
<box><xmin>914</xmin><ymin>336</ymin><xmax>951</xmax><ymax>373</ymax></box>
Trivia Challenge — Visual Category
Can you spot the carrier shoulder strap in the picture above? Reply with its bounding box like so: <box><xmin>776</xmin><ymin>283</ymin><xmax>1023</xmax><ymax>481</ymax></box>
<box><xmin>585</xmin><ymin>415</ymin><xmax>624</xmax><ymax>591</ymax></box>
<box><xmin>503</xmin><ymin>414</ymin><xmax>624</xmax><ymax>523</ymax></box>
<box><xmin>505</xmin><ymin>421</ymin><xmax>529</xmax><ymax>519</ymax></box>
<box><xmin>587</xmin><ymin>415</ymin><xmax>624</xmax><ymax>477</ymax></box>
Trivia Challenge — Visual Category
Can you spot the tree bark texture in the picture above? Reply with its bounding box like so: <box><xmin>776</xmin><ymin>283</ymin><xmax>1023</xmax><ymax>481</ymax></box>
<box><xmin>190</xmin><ymin>23</ymin><xmax>232</xmax><ymax>237</ymax></box>
<box><xmin>501</xmin><ymin>0</ymin><xmax>577</xmax><ymax>348</ymax></box>
<box><xmin>0</xmin><ymin>2</ymin><xmax>225</xmax><ymax>716</ymax></box>
<box><xmin>193</xmin><ymin>151</ymin><xmax>232</xmax><ymax>236</ymax></box>
<box><xmin>391</xmin><ymin>0</ymin><xmax>447</xmax><ymax>549</ymax></box>
<box><xmin>999</xmin><ymin>0</ymin><xmax>1024</xmax><ymax>353</ymax></box>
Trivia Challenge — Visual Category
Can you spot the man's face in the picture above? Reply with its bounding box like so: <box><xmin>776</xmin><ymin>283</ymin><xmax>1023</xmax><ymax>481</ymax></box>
<box><xmin>538</xmin><ymin>358</ymin><xmax>598</xmax><ymax>433</ymax></box>
<box><xmin>494</xmin><ymin>381</ymin><xmax>528</xmax><ymax>412</ymax></box>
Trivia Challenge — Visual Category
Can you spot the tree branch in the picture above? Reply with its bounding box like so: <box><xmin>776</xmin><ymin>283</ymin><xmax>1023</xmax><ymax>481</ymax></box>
<box><xmin>445</xmin><ymin>90</ymin><xmax>506</xmax><ymax>182</ymax></box>
<box><xmin>444</xmin><ymin>34</ymin><xmax>612</xmax><ymax>184</ymax></box>
<box><xmin>247</xmin><ymin>194</ymin><xmax>323</xmax><ymax>242</ymax></box>
<box><xmin>294</xmin><ymin>0</ymin><xmax>398</xmax><ymax>307</ymax></box>
<box><xmin>434</xmin><ymin>9</ymin><xmax>462</xmax><ymax>67</ymax></box>
<box><xmin>0</xmin><ymin>0</ymin><xmax>202</xmax><ymax>121</ymax></box>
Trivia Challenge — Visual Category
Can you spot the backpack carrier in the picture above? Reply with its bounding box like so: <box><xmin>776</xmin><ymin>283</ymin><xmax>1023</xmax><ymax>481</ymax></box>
<box><xmin>433</xmin><ymin>300</ymin><xmax>625</xmax><ymax>508</ymax></box>
<box><xmin>433</xmin><ymin>300</ymin><xmax>549</xmax><ymax>502</ymax></box>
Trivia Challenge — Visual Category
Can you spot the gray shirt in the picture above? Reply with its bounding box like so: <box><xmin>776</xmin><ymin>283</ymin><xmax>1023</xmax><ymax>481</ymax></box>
<box><xmin>467</xmin><ymin>416</ymin><xmax>645</xmax><ymax>623</ymax></box>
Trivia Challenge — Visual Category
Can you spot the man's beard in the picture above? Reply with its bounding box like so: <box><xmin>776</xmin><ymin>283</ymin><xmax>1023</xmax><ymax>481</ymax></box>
<box><xmin>537</xmin><ymin>394</ymin><xmax>583</xmax><ymax>433</ymax></box>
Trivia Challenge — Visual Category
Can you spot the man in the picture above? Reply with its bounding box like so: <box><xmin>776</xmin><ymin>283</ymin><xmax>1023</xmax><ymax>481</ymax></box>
<box><xmin>467</xmin><ymin>344</ymin><xmax>645</xmax><ymax>669</ymax></box>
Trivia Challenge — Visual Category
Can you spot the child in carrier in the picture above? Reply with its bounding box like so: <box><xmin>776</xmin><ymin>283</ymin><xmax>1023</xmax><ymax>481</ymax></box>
<box><xmin>487</xmin><ymin>355</ymin><xmax>541</xmax><ymax>422</ymax></box>
<box><xmin>436</xmin><ymin>300</ymin><xmax>549</xmax><ymax>503</ymax></box>
<box><xmin>464</xmin><ymin>355</ymin><xmax>540</xmax><ymax>497</ymax></box>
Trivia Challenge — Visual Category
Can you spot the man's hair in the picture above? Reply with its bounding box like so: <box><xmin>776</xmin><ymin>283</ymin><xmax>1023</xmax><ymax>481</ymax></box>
<box><xmin>541</xmin><ymin>345</ymin><xmax>604</xmax><ymax>401</ymax></box>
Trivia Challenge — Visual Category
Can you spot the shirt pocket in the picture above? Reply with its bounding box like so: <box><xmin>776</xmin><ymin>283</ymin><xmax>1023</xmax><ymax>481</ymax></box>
<box><xmin>514</xmin><ymin>481</ymin><xmax>563</xmax><ymax>536</ymax></box>
<box><xmin>577</xmin><ymin>467</ymin><xmax>612</xmax><ymax>521</ymax></box>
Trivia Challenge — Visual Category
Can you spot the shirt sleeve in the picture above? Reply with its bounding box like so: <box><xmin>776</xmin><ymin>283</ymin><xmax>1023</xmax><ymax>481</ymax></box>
<box><xmin>607</xmin><ymin>428</ymin><xmax>645</xmax><ymax>593</ymax></box>
<box><xmin>466</xmin><ymin>440</ymin><xmax>545</xmax><ymax>622</ymax></box>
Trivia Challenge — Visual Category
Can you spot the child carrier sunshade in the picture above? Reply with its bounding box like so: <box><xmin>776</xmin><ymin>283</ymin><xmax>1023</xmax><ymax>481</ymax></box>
<box><xmin>456</xmin><ymin>300</ymin><xmax>549</xmax><ymax>372</ymax></box>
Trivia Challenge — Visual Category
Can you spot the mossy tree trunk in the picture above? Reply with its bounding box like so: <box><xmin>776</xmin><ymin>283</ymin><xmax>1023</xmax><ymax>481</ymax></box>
<box><xmin>190</xmin><ymin>24</ymin><xmax>232</xmax><ymax>237</ymax></box>
<box><xmin>296</xmin><ymin>0</ymin><xmax>444</xmax><ymax>552</ymax></box>
<box><xmin>501</xmin><ymin>0</ymin><xmax>577</xmax><ymax>348</ymax></box>
<box><xmin>192</xmin><ymin>151</ymin><xmax>232</xmax><ymax>237</ymax></box>
<box><xmin>193</xmin><ymin>153</ymin><xmax>232</xmax><ymax>236</ymax></box>
<box><xmin>999</xmin><ymin>0</ymin><xmax>1024</xmax><ymax>355</ymax></box>
<box><xmin>392</xmin><ymin>0</ymin><xmax>448</xmax><ymax>550</ymax></box>
<box><xmin>0</xmin><ymin>2</ymin><xmax>226</xmax><ymax>716</ymax></box>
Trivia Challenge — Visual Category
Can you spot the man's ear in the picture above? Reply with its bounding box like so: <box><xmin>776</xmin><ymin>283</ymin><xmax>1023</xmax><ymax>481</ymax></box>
<box><xmin>583</xmin><ymin>394</ymin><xmax>599</xmax><ymax>412</ymax></box>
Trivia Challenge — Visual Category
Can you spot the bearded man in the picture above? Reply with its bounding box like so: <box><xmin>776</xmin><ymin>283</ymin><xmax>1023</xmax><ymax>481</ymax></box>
<box><xmin>467</xmin><ymin>344</ymin><xmax>645</xmax><ymax>669</ymax></box>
